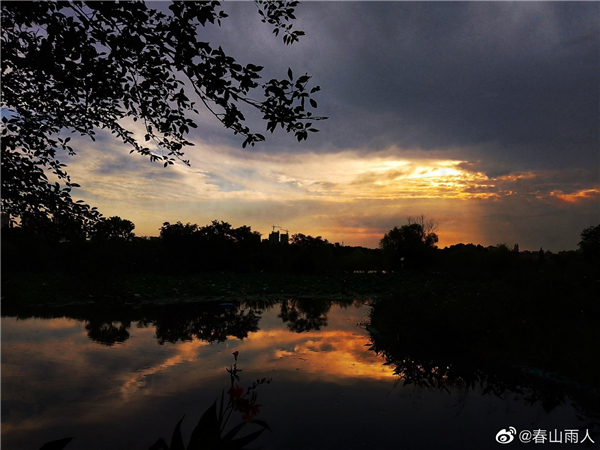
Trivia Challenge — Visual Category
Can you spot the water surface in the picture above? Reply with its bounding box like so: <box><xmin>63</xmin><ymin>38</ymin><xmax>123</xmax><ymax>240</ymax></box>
<box><xmin>1</xmin><ymin>300</ymin><xmax>596</xmax><ymax>449</ymax></box>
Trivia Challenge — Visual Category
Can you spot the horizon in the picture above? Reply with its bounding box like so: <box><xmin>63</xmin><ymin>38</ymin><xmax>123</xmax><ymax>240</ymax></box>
<box><xmin>123</xmin><ymin>216</ymin><xmax>583</xmax><ymax>254</ymax></box>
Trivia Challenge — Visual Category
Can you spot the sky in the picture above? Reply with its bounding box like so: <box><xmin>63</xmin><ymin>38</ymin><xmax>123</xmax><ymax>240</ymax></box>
<box><xmin>66</xmin><ymin>1</ymin><xmax>599</xmax><ymax>251</ymax></box>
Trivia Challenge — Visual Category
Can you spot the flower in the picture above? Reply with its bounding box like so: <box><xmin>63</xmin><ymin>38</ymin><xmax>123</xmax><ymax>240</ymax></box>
<box><xmin>232</xmin><ymin>351</ymin><xmax>239</xmax><ymax>361</ymax></box>
<box><xmin>228</xmin><ymin>386</ymin><xmax>244</xmax><ymax>400</ymax></box>
<box><xmin>242</xmin><ymin>404</ymin><xmax>261</xmax><ymax>420</ymax></box>
<box><xmin>234</xmin><ymin>397</ymin><xmax>261</xmax><ymax>420</ymax></box>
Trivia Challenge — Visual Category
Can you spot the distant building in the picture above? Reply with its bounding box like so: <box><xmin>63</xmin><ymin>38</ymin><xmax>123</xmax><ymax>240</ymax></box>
<box><xmin>268</xmin><ymin>226</ymin><xmax>290</xmax><ymax>244</ymax></box>
<box><xmin>269</xmin><ymin>230</ymin><xmax>280</xmax><ymax>244</ymax></box>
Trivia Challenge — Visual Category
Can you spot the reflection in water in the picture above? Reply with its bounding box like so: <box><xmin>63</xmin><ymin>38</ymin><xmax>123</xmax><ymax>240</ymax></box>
<box><xmin>85</xmin><ymin>319</ymin><xmax>131</xmax><ymax>346</ymax></box>
<box><xmin>278</xmin><ymin>298</ymin><xmax>331</xmax><ymax>332</ymax></box>
<box><xmin>2</xmin><ymin>299</ymin><xmax>599</xmax><ymax>450</ymax></box>
<box><xmin>365</xmin><ymin>315</ymin><xmax>600</xmax><ymax>444</ymax></box>
<box><xmin>82</xmin><ymin>302</ymin><xmax>262</xmax><ymax>346</ymax></box>
<box><xmin>31</xmin><ymin>300</ymin><xmax>352</xmax><ymax>346</ymax></box>
<box><xmin>1</xmin><ymin>300</ymin><xmax>376</xmax><ymax>450</ymax></box>
<box><xmin>149</xmin><ymin>352</ymin><xmax>271</xmax><ymax>450</ymax></box>
<box><xmin>150</xmin><ymin>303</ymin><xmax>261</xmax><ymax>345</ymax></box>
<box><xmin>31</xmin><ymin>299</ymin><xmax>357</xmax><ymax>347</ymax></box>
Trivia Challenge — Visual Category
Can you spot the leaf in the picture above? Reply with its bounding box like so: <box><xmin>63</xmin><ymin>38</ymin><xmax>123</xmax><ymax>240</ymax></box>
<box><xmin>218</xmin><ymin>389</ymin><xmax>225</xmax><ymax>423</ymax></box>
<box><xmin>248</xmin><ymin>419</ymin><xmax>272</xmax><ymax>432</ymax></box>
<box><xmin>170</xmin><ymin>415</ymin><xmax>186</xmax><ymax>450</ymax></box>
<box><xmin>149</xmin><ymin>438</ymin><xmax>170</xmax><ymax>450</ymax></box>
<box><xmin>287</xmin><ymin>67</ymin><xmax>293</xmax><ymax>81</ymax></box>
<box><xmin>309</xmin><ymin>99</ymin><xmax>317</xmax><ymax>108</ymax></box>
<box><xmin>187</xmin><ymin>400</ymin><xmax>220</xmax><ymax>450</ymax></box>
<box><xmin>224</xmin><ymin>428</ymin><xmax>266</xmax><ymax>450</ymax></box>
<box><xmin>38</xmin><ymin>438</ymin><xmax>73</xmax><ymax>450</ymax></box>
<box><xmin>222</xmin><ymin>422</ymin><xmax>246</xmax><ymax>442</ymax></box>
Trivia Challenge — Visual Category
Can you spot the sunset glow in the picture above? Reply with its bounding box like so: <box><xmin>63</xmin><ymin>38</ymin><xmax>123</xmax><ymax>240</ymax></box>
<box><xmin>550</xmin><ymin>188</ymin><xmax>600</xmax><ymax>203</ymax></box>
<box><xmin>20</xmin><ymin>0</ymin><xmax>598</xmax><ymax>251</ymax></box>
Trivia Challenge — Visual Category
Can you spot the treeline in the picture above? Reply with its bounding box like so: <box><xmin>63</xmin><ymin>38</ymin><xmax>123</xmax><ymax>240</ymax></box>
<box><xmin>1</xmin><ymin>218</ymin><xmax>382</xmax><ymax>274</ymax></box>
<box><xmin>2</xmin><ymin>217</ymin><xmax>598</xmax><ymax>276</ymax></box>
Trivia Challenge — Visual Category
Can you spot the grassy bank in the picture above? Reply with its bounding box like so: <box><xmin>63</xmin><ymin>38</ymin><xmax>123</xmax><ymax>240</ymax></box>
<box><xmin>1</xmin><ymin>271</ymin><xmax>397</xmax><ymax>310</ymax></box>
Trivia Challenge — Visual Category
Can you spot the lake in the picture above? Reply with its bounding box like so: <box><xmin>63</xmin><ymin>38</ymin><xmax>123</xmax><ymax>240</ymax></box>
<box><xmin>1</xmin><ymin>299</ymin><xmax>596</xmax><ymax>449</ymax></box>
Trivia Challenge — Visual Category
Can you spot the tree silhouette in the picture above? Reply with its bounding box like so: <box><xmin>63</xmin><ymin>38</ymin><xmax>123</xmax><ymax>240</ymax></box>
<box><xmin>1</xmin><ymin>1</ymin><xmax>325</xmax><ymax>226</ymax></box>
<box><xmin>579</xmin><ymin>224</ymin><xmax>600</xmax><ymax>262</ymax></box>
<box><xmin>91</xmin><ymin>216</ymin><xmax>136</xmax><ymax>242</ymax></box>
<box><xmin>379</xmin><ymin>216</ymin><xmax>438</xmax><ymax>268</ymax></box>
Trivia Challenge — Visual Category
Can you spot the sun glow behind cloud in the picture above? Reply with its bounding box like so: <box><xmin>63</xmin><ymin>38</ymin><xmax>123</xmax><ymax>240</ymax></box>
<box><xmin>62</xmin><ymin>131</ymin><xmax>600</xmax><ymax>250</ymax></box>
<box><xmin>70</xmin><ymin>138</ymin><xmax>505</xmax><ymax>203</ymax></box>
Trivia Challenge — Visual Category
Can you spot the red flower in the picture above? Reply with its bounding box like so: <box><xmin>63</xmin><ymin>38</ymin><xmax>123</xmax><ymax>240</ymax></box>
<box><xmin>232</xmin><ymin>351</ymin><xmax>239</xmax><ymax>361</ymax></box>
<box><xmin>228</xmin><ymin>386</ymin><xmax>244</xmax><ymax>400</ymax></box>
<box><xmin>234</xmin><ymin>397</ymin><xmax>261</xmax><ymax>420</ymax></box>
<box><xmin>242</xmin><ymin>404</ymin><xmax>261</xmax><ymax>420</ymax></box>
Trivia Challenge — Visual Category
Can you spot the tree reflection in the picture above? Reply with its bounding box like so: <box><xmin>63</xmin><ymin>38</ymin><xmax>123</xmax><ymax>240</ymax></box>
<box><xmin>83</xmin><ymin>303</ymin><xmax>262</xmax><ymax>345</ymax></box>
<box><xmin>85</xmin><ymin>319</ymin><xmax>131</xmax><ymax>346</ymax></box>
<box><xmin>151</xmin><ymin>304</ymin><xmax>261</xmax><ymax>344</ymax></box>
<box><xmin>6</xmin><ymin>299</ymin><xmax>366</xmax><ymax>349</ymax></box>
<box><xmin>278</xmin><ymin>299</ymin><xmax>332</xmax><ymax>333</ymax></box>
<box><xmin>365</xmin><ymin>321</ymin><xmax>600</xmax><ymax>438</ymax></box>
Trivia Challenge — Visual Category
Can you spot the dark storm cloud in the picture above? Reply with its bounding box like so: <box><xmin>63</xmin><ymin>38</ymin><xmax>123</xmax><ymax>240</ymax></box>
<box><xmin>193</xmin><ymin>2</ymin><xmax>598</xmax><ymax>175</ymax></box>
<box><xmin>316</xmin><ymin>3</ymin><xmax>597</xmax><ymax>157</ymax></box>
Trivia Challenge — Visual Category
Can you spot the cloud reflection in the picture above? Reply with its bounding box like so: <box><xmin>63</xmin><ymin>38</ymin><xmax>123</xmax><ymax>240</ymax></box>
<box><xmin>0</xmin><ymin>302</ymin><xmax>392</xmax><ymax>448</ymax></box>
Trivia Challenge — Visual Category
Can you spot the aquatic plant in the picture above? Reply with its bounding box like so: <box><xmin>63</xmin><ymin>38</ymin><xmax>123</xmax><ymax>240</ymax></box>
<box><xmin>36</xmin><ymin>352</ymin><xmax>271</xmax><ymax>450</ymax></box>
<box><xmin>149</xmin><ymin>351</ymin><xmax>272</xmax><ymax>450</ymax></box>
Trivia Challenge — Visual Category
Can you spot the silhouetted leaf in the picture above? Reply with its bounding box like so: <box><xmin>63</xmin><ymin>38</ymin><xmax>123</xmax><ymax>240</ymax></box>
<box><xmin>248</xmin><ymin>419</ymin><xmax>272</xmax><ymax>432</ymax></box>
<box><xmin>218</xmin><ymin>389</ymin><xmax>225</xmax><ymax>423</ymax></box>
<box><xmin>223</xmin><ymin>428</ymin><xmax>266</xmax><ymax>450</ymax></box>
<box><xmin>222</xmin><ymin>421</ymin><xmax>247</xmax><ymax>442</ymax></box>
<box><xmin>38</xmin><ymin>437</ymin><xmax>73</xmax><ymax>450</ymax></box>
<box><xmin>149</xmin><ymin>438</ymin><xmax>170</xmax><ymax>450</ymax></box>
<box><xmin>187</xmin><ymin>400</ymin><xmax>220</xmax><ymax>450</ymax></box>
<box><xmin>170</xmin><ymin>415</ymin><xmax>186</xmax><ymax>450</ymax></box>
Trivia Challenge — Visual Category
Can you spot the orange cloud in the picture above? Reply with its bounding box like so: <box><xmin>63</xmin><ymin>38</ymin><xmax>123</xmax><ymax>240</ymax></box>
<box><xmin>550</xmin><ymin>188</ymin><xmax>600</xmax><ymax>203</ymax></box>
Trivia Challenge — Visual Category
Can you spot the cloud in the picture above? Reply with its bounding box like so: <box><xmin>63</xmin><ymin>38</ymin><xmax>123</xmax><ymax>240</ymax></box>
<box><xmin>28</xmin><ymin>2</ymin><xmax>598</xmax><ymax>252</ymax></box>
<box><xmin>550</xmin><ymin>188</ymin><xmax>600</xmax><ymax>203</ymax></box>
<box><xmin>59</xmin><ymin>118</ymin><xmax>598</xmax><ymax>251</ymax></box>
<box><xmin>203</xmin><ymin>2</ymin><xmax>599</xmax><ymax>173</ymax></box>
